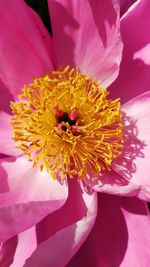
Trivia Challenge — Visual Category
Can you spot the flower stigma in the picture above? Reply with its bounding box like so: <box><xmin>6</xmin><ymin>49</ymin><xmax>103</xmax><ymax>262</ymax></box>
<box><xmin>10</xmin><ymin>66</ymin><xmax>124</xmax><ymax>181</ymax></box>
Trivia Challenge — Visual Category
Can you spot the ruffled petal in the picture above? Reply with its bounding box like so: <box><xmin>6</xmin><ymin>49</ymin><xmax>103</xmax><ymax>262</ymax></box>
<box><xmin>67</xmin><ymin>194</ymin><xmax>150</xmax><ymax>267</ymax></box>
<box><xmin>110</xmin><ymin>0</ymin><xmax>150</xmax><ymax>103</ymax></box>
<box><xmin>0</xmin><ymin>181</ymin><xmax>97</xmax><ymax>267</ymax></box>
<box><xmin>48</xmin><ymin>0</ymin><xmax>123</xmax><ymax>87</ymax></box>
<box><xmin>0</xmin><ymin>0</ymin><xmax>53</xmax><ymax>99</ymax></box>
<box><xmin>0</xmin><ymin>156</ymin><xmax>68</xmax><ymax>242</ymax></box>
<box><xmin>112</xmin><ymin>92</ymin><xmax>150</xmax><ymax>201</ymax></box>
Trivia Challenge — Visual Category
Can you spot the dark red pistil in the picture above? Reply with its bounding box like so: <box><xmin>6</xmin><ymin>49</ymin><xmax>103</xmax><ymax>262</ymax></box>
<box><xmin>54</xmin><ymin>105</ymin><xmax>78</xmax><ymax>131</ymax></box>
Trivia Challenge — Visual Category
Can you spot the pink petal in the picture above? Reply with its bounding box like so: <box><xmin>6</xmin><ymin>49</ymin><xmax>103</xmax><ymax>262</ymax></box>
<box><xmin>0</xmin><ymin>79</ymin><xmax>14</xmax><ymax>114</ymax></box>
<box><xmin>93</xmin><ymin>175</ymin><xmax>141</xmax><ymax>197</ymax></box>
<box><xmin>119</xmin><ymin>0</ymin><xmax>137</xmax><ymax>15</ymax></box>
<box><xmin>0</xmin><ymin>156</ymin><xmax>68</xmax><ymax>242</ymax></box>
<box><xmin>110</xmin><ymin>0</ymin><xmax>150</xmax><ymax>103</ymax></box>
<box><xmin>91</xmin><ymin>92</ymin><xmax>150</xmax><ymax>201</ymax></box>
<box><xmin>48</xmin><ymin>0</ymin><xmax>123</xmax><ymax>87</ymax></box>
<box><xmin>0</xmin><ymin>181</ymin><xmax>97</xmax><ymax>267</ymax></box>
<box><xmin>0</xmin><ymin>112</ymin><xmax>20</xmax><ymax>156</ymax></box>
<box><xmin>84</xmin><ymin>92</ymin><xmax>150</xmax><ymax>200</ymax></box>
<box><xmin>112</xmin><ymin>92</ymin><xmax>150</xmax><ymax>201</ymax></box>
<box><xmin>0</xmin><ymin>154</ymin><xmax>8</xmax><ymax>159</ymax></box>
<box><xmin>0</xmin><ymin>228</ymin><xmax>36</xmax><ymax>267</ymax></box>
<box><xmin>0</xmin><ymin>0</ymin><xmax>53</xmax><ymax>99</ymax></box>
<box><xmin>67</xmin><ymin>194</ymin><xmax>150</xmax><ymax>267</ymax></box>
<box><xmin>84</xmin><ymin>167</ymin><xmax>141</xmax><ymax>197</ymax></box>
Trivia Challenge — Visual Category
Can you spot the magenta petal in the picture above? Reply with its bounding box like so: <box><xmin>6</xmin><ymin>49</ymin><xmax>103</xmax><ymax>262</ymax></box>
<box><xmin>0</xmin><ymin>112</ymin><xmax>20</xmax><ymax>156</ymax></box>
<box><xmin>0</xmin><ymin>79</ymin><xmax>14</xmax><ymax>114</ymax></box>
<box><xmin>48</xmin><ymin>0</ymin><xmax>123</xmax><ymax>87</ymax></box>
<box><xmin>0</xmin><ymin>156</ymin><xmax>68</xmax><ymax>242</ymax></box>
<box><xmin>67</xmin><ymin>194</ymin><xmax>150</xmax><ymax>267</ymax></box>
<box><xmin>0</xmin><ymin>0</ymin><xmax>53</xmax><ymax>99</ymax></box>
<box><xmin>119</xmin><ymin>0</ymin><xmax>137</xmax><ymax>15</ymax></box>
<box><xmin>0</xmin><ymin>182</ymin><xmax>97</xmax><ymax>267</ymax></box>
<box><xmin>0</xmin><ymin>228</ymin><xmax>36</xmax><ymax>267</ymax></box>
<box><xmin>110</xmin><ymin>0</ymin><xmax>150</xmax><ymax>103</ymax></box>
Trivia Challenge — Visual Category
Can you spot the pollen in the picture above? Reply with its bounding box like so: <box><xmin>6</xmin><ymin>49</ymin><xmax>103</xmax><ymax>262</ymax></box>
<box><xmin>10</xmin><ymin>66</ymin><xmax>124</xmax><ymax>181</ymax></box>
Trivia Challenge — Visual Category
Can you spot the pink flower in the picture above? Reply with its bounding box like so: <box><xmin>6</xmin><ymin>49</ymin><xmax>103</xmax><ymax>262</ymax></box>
<box><xmin>0</xmin><ymin>0</ymin><xmax>150</xmax><ymax>266</ymax></box>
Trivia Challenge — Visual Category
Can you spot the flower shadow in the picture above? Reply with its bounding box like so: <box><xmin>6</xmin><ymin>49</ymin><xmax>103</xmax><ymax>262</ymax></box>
<box><xmin>49</xmin><ymin>1</ymin><xmax>79</xmax><ymax>69</ymax></box>
<box><xmin>0</xmin><ymin>79</ymin><xmax>14</xmax><ymax>114</ymax></box>
<box><xmin>67</xmin><ymin>193</ymin><xmax>128</xmax><ymax>267</ymax></box>
<box><xmin>89</xmin><ymin>0</ymin><xmax>118</xmax><ymax>47</ymax></box>
<box><xmin>0</xmin><ymin>235</ymin><xmax>18</xmax><ymax>267</ymax></box>
<box><xmin>111</xmin><ymin>112</ymin><xmax>146</xmax><ymax>182</ymax></box>
<box><xmin>110</xmin><ymin>0</ymin><xmax>150</xmax><ymax>103</ymax></box>
<box><xmin>84</xmin><ymin>112</ymin><xmax>145</xmax><ymax>189</ymax></box>
<box><xmin>0</xmin><ymin>165</ymin><xmax>9</xmax><ymax>194</ymax></box>
<box><xmin>0</xmin><ymin>156</ymin><xmax>16</xmax><ymax>194</ymax></box>
<box><xmin>35</xmin><ymin>178</ymin><xmax>88</xmax><ymax>244</ymax></box>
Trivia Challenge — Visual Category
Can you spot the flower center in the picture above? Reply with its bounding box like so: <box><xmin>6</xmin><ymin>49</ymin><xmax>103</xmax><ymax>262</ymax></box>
<box><xmin>54</xmin><ymin>105</ymin><xmax>78</xmax><ymax>132</ymax></box>
<box><xmin>10</xmin><ymin>66</ymin><xmax>124</xmax><ymax>181</ymax></box>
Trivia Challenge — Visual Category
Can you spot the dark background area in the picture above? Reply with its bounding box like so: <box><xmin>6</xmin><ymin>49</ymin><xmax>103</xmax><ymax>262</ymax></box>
<box><xmin>25</xmin><ymin>0</ymin><xmax>52</xmax><ymax>33</ymax></box>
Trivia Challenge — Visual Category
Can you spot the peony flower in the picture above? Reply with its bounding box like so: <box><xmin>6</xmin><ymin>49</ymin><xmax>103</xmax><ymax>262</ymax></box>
<box><xmin>0</xmin><ymin>0</ymin><xmax>150</xmax><ymax>266</ymax></box>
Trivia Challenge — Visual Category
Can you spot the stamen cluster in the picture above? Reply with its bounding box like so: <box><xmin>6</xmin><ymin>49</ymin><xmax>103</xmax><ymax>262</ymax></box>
<box><xmin>10</xmin><ymin>66</ymin><xmax>124</xmax><ymax>181</ymax></box>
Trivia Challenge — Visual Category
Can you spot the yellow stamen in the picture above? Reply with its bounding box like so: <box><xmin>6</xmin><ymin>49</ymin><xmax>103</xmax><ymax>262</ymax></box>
<box><xmin>10</xmin><ymin>66</ymin><xmax>124</xmax><ymax>181</ymax></box>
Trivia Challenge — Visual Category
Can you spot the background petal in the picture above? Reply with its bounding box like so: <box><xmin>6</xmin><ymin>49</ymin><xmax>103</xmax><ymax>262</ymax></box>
<box><xmin>48</xmin><ymin>0</ymin><xmax>123</xmax><ymax>87</ymax></box>
<box><xmin>0</xmin><ymin>181</ymin><xmax>97</xmax><ymax>267</ymax></box>
<box><xmin>110</xmin><ymin>0</ymin><xmax>150</xmax><ymax>103</ymax></box>
<box><xmin>67</xmin><ymin>194</ymin><xmax>150</xmax><ymax>267</ymax></box>
<box><xmin>0</xmin><ymin>156</ymin><xmax>68</xmax><ymax>242</ymax></box>
<box><xmin>0</xmin><ymin>0</ymin><xmax>53</xmax><ymax>99</ymax></box>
